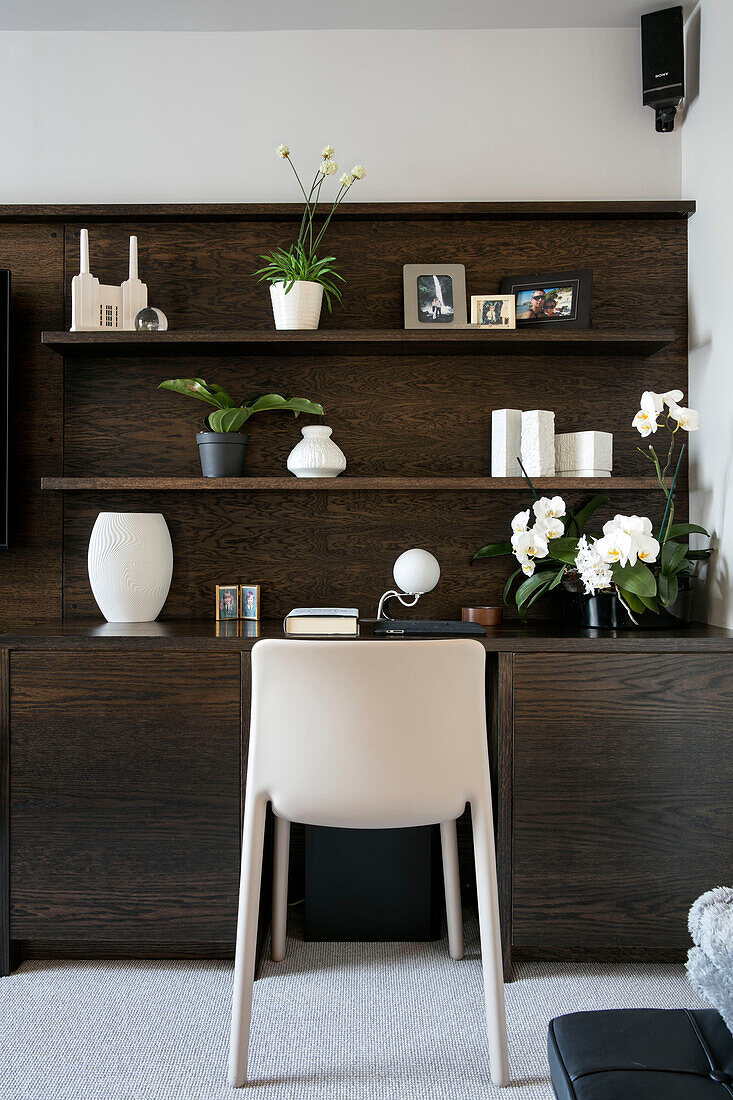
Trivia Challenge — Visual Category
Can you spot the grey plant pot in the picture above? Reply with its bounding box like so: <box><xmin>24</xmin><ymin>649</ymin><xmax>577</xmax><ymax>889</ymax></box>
<box><xmin>196</xmin><ymin>432</ymin><xmax>249</xmax><ymax>477</ymax></box>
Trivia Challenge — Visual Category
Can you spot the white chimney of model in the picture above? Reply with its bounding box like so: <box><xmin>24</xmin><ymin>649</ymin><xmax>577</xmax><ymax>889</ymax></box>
<box><xmin>121</xmin><ymin>234</ymin><xmax>148</xmax><ymax>328</ymax></box>
<box><xmin>80</xmin><ymin>228</ymin><xmax>90</xmax><ymax>275</ymax></box>
<box><xmin>129</xmin><ymin>235</ymin><xmax>138</xmax><ymax>280</ymax></box>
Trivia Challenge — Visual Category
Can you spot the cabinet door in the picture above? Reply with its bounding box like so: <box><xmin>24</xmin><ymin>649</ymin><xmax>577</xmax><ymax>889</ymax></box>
<box><xmin>10</xmin><ymin>651</ymin><xmax>240</xmax><ymax>944</ymax></box>
<box><xmin>512</xmin><ymin>653</ymin><xmax>733</xmax><ymax>952</ymax></box>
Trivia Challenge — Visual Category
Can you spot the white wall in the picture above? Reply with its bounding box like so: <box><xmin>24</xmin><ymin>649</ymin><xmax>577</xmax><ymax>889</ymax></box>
<box><xmin>0</xmin><ymin>29</ymin><xmax>679</xmax><ymax>202</ymax></box>
<box><xmin>683</xmin><ymin>0</ymin><xmax>733</xmax><ymax>628</ymax></box>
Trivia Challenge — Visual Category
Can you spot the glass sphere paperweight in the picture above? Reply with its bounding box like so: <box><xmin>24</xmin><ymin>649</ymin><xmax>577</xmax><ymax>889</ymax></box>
<box><xmin>135</xmin><ymin>307</ymin><xmax>168</xmax><ymax>332</ymax></box>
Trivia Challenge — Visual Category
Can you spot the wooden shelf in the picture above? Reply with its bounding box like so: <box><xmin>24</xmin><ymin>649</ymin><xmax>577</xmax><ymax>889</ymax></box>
<box><xmin>41</xmin><ymin>476</ymin><xmax>664</xmax><ymax>492</ymax></box>
<box><xmin>40</xmin><ymin>328</ymin><xmax>676</xmax><ymax>358</ymax></box>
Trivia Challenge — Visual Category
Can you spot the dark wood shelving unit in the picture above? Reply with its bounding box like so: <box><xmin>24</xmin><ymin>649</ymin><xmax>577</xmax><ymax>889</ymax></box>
<box><xmin>41</xmin><ymin>476</ymin><xmax>665</xmax><ymax>492</ymax></box>
<box><xmin>42</xmin><ymin>328</ymin><xmax>675</xmax><ymax>357</ymax></box>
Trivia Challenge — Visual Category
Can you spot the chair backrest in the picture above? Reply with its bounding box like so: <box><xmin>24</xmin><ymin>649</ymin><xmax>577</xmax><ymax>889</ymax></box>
<box><xmin>248</xmin><ymin>638</ymin><xmax>490</xmax><ymax>828</ymax></box>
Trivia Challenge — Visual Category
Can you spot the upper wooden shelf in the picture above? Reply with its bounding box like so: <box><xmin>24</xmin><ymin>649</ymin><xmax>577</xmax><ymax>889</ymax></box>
<box><xmin>41</xmin><ymin>328</ymin><xmax>676</xmax><ymax>357</ymax></box>
<box><xmin>41</xmin><ymin>476</ymin><xmax>664</xmax><ymax>492</ymax></box>
<box><xmin>5</xmin><ymin>200</ymin><xmax>696</xmax><ymax>223</ymax></box>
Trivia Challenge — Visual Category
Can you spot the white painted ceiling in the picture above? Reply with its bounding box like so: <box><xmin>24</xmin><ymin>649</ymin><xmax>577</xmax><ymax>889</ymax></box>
<box><xmin>0</xmin><ymin>0</ymin><xmax>690</xmax><ymax>32</ymax></box>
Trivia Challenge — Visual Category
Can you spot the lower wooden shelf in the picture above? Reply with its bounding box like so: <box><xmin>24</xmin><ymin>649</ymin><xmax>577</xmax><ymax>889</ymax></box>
<box><xmin>41</xmin><ymin>476</ymin><xmax>663</xmax><ymax>491</ymax></box>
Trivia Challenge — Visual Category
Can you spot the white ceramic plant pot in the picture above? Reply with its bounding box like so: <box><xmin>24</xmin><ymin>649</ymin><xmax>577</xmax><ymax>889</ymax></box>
<box><xmin>87</xmin><ymin>512</ymin><xmax>173</xmax><ymax>623</ymax></box>
<box><xmin>287</xmin><ymin>425</ymin><xmax>347</xmax><ymax>478</ymax></box>
<box><xmin>269</xmin><ymin>280</ymin><xmax>324</xmax><ymax>330</ymax></box>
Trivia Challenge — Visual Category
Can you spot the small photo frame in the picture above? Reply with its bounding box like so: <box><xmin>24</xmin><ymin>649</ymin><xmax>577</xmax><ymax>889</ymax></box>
<box><xmin>239</xmin><ymin>584</ymin><xmax>260</xmax><ymax>621</ymax></box>
<box><xmin>403</xmin><ymin>264</ymin><xmax>468</xmax><ymax>328</ymax></box>
<box><xmin>499</xmin><ymin>269</ymin><xmax>593</xmax><ymax>328</ymax></box>
<box><xmin>216</xmin><ymin>584</ymin><xmax>239</xmax><ymax>621</ymax></box>
<box><xmin>471</xmin><ymin>294</ymin><xmax>516</xmax><ymax>329</ymax></box>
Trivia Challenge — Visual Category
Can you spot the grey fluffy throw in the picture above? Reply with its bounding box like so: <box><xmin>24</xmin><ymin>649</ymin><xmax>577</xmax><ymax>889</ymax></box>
<box><xmin>686</xmin><ymin>886</ymin><xmax>733</xmax><ymax>1037</ymax></box>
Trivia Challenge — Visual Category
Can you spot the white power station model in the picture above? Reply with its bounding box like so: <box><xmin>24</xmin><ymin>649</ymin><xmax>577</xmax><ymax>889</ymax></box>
<box><xmin>71</xmin><ymin>229</ymin><xmax>148</xmax><ymax>331</ymax></box>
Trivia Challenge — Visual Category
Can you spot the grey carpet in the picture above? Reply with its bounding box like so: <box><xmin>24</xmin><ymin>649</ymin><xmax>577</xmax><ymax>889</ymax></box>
<box><xmin>0</xmin><ymin>915</ymin><xmax>706</xmax><ymax>1100</ymax></box>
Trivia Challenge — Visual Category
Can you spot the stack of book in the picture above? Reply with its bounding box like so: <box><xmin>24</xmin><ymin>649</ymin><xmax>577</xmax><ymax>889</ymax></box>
<box><xmin>283</xmin><ymin>607</ymin><xmax>360</xmax><ymax>636</ymax></box>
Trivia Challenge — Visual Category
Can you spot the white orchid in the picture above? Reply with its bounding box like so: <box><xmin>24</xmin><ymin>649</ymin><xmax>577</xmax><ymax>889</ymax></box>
<box><xmin>520</xmin><ymin>560</ymin><xmax>536</xmax><ymax>576</ymax></box>
<box><xmin>533</xmin><ymin>495</ymin><xmax>566</xmax><ymax>522</ymax></box>
<box><xmin>276</xmin><ymin>143</ymin><xmax>290</xmax><ymax>159</ymax></box>
<box><xmin>321</xmin><ymin>145</ymin><xmax>335</xmax><ymax>159</ymax></box>
<box><xmin>512</xmin><ymin>527</ymin><xmax>549</xmax><ymax>563</ymax></box>
<box><xmin>596</xmin><ymin>514</ymin><xmax>659</xmax><ymax>567</ymax></box>
<box><xmin>511</xmin><ymin>509</ymin><xmax>531</xmax><ymax>535</ymax></box>
<box><xmin>535</xmin><ymin>516</ymin><xmax>564</xmax><ymax>540</ymax></box>
<box><xmin>632</xmin><ymin>408</ymin><xmax>659</xmax><ymax>436</ymax></box>
<box><xmin>575</xmin><ymin>535</ymin><xmax>614</xmax><ymax>595</ymax></box>
<box><xmin>606</xmin><ymin>514</ymin><xmax>653</xmax><ymax>537</ymax></box>
<box><xmin>668</xmin><ymin>403</ymin><xmax>700</xmax><ymax>431</ymax></box>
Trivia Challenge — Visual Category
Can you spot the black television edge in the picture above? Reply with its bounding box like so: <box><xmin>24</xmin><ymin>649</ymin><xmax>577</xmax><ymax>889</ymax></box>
<box><xmin>0</xmin><ymin>270</ymin><xmax>9</xmax><ymax>550</ymax></box>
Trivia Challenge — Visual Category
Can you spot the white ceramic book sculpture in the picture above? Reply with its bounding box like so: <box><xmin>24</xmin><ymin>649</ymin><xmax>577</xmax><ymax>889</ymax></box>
<box><xmin>521</xmin><ymin>410</ymin><xmax>555</xmax><ymax>477</ymax></box>
<box><xmin>555</xmin><ymin>431</ymin><xmax>613</xmax><ymax>477</ymax></box>
<box><xmin>491</xmin><ymin>409</ymin><xmax>522</xmax><ymax>477</ymax></box>
<box><xmin>71</xmin><ymin>229</ymin><xmax>148</xmax><ymax>331</ymax></box>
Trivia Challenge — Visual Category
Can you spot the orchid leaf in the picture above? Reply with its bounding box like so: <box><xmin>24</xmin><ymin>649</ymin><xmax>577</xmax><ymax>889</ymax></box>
<box><xmin>548</xmin><ymin>564</ymin><xmax>566</xmax><ymax>590</ymax></box>
<box><xmin>666</xmin><ymin>522</ymin><xmax>710</xmax><ymax>539</ymax></box>
<box><xmin>515</xmin><ymin>571</ymin><xmax>554</xmax><ymax>609</ymax></box>
<box><xmin>565</xmin><ymin>494</ymin><xmax>609</xmax><ymax>538</ymax></box>
<box><xmin>158</xmin><ymin>378</ymin><xmax>229</xmax><ymax>409</ymax></box>
<box><xmin>546</xmin><ymin>537</ymin><xmax>581</xmax><ymax>565</ymax></box>
<box><xmin>611</xmin><ymin>560</ymin><xmax>657</xmax><ymax>597</ymax></box>
<box><xmin>503</xmin><ymin>567</ymin><xmax>522</xmax><ymax>604</ymax></box>
<box><xmin>472</xmin><ymin>541</ymin><xmax>513</xmax><ymax>562</ymax></box>
<box><xmin>661</xmin><ymin>540</ymin><xmax>688</xmax><ymax>575</ymax></box>
<box><xmin>658</xmin><ymin>571</ymin><xmax>679</xmax><ymax>608</ymax></box>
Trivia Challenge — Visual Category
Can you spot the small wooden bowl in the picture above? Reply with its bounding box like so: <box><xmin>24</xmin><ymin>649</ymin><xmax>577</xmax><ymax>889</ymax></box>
<box><xmin>462</xmin><ymin>606</ymin><xmax>503</xmax><ymax>627</ymax></box>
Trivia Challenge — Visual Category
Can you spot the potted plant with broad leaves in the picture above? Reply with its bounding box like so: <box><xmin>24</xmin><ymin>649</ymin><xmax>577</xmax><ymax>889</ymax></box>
<box><xmin>472</xmin><ymin>388</ymin><xmax>713</xmax><ymax>627</ymax></box>
<box><xmin>158</xmin><ymin>377</ymin><xmax>324</xmax><ymax>477</ymax></box>
<box><xmin>255</xmin><ymin>144</ymin><xmax>366</xmax><ymax>330</ymax></box>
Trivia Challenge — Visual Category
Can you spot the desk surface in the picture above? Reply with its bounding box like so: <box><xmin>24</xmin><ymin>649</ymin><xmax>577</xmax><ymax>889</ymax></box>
<box><xmin>1</xmin><ymin>618</ymin><xmax>732</xmax><ymax>651</ymax></box>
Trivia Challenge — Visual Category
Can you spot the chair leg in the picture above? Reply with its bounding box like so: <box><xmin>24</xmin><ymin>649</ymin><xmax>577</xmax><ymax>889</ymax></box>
<box><xmin>228</xmin><ymin>794</ymin><xmax>267</xmax><ymax>1088</ymax></box>
<box><xmin>471</xmin><ymin>797</ymin><xmax>510</xmax><ymax>1087</ymax></box>
<box><xmin>272</xmin><ymin>815</ymin><xmax>290</xmax><ymax>962</ymax></box>
<box><xmin>440</xmin><ymin>819</ymin><xmax>464</xmax><ymax>960</ymax></box>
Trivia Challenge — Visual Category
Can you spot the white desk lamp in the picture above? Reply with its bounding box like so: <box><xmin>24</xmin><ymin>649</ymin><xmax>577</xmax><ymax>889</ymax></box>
<box><xmin>376</xmin><ymin>548</ymin><xmax>441</xmax><ymax>620</ymax></box>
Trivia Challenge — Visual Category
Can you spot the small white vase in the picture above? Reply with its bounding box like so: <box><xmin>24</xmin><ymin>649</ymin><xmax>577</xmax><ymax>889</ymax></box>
<box><xmin>269</xmin><ymin>280</ymin><xmax>323</xmax><ymax>330</ymax></box>
<box><xmin>87</xmin><ymin>512</ymin><xmax>173</xmax><ymax>623</ymax></box>
<box><xmin>287</xmin><ymin>425</ymin><xmax>347</xmax><ymax>478</ymax></box>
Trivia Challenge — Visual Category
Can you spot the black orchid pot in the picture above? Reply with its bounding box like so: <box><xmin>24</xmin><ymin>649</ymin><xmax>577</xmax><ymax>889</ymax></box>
<box><xmin>196</xmin><ymin>432</ymin><xmax>249</xmax><ymax>477</ymax></box>
<box><xmin>560</xmin><ymin>573</ymin><xmax>693</xmax><ymax>630</ymax></box>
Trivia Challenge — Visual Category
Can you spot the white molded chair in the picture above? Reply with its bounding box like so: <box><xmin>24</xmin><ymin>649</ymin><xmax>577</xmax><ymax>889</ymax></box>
<box><xmin>228</xmin><ymin>639</ymin><xmax>509</xmax><ymax>1087</ymax></box>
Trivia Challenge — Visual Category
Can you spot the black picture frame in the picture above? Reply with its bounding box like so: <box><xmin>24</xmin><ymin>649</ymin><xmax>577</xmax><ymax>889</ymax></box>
<box><xmin>499</xmin><ymin>268</ymin><xmax>593</xmax><ymax>329</ymax></box>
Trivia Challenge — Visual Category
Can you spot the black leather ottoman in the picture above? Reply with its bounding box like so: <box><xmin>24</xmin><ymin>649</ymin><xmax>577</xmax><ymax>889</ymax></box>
<box><xmin>548</xmin><ymin>1009</ymin><xmax>733</xmax><ymax>1099</ymax></box>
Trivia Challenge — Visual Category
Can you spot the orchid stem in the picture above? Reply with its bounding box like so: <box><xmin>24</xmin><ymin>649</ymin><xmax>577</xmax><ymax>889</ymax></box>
<box><xmin>517</xmin><ymin>456</ymin><xmax>539</xmax><ymax>500</ymax></box>
<box><xmin>658</xmin><ymin>442</ymin><xmax>686</xmax><ymax>543</ymax></box>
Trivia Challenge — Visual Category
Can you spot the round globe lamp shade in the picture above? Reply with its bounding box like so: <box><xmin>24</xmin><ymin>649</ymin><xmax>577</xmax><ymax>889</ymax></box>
<box><xmin>393</xmin><ymin>549</ymin><xmax>440</xmax><ymax>595</ymax></box>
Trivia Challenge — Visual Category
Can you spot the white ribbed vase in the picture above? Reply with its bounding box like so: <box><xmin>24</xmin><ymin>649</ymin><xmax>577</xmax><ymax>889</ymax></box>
<box><xmin>87</xmin><ymin>512</ymin><xmax>173</xmax><ymax>623</ymax></box>
<box><xmin>269</xmin><ymin>281</ymin><xmax>323</xmax><ymax>330</ymax></box>
<box><xmin>287</xmin><ymin>425</ymin><xmax>347</xmax><ymax>478</ymax></box>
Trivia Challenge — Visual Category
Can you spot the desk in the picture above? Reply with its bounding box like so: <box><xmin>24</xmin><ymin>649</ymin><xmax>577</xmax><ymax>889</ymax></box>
<box><xmin>2</xmin><ymin>619</ymin><xmax>733</xmax><ymax>980</ymax></box>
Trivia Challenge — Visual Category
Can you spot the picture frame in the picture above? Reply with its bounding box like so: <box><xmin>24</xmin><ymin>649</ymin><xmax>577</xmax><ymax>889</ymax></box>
<box><xmin>239</xmin><ymin>584</ymin><xmax>260</xmax><ymax>621</ymax></box>
<box><xmin>499</xmin><ymin>269</ymin><xmax>593</xmax><ymax>328</ymax></box>
<box><xmin>470</xmin><ymin>294</ymin><xmax>516</xmax><ymax>329</ymax></box>
<box><xmin>216</xmin><ymin>584</ymin><xmax>239</xmax><ymax>621</ymax></box>
<box><xmin>402</xmin><ymin>264</ymin><xmax>468</xmax><ymax>329</ymax></box>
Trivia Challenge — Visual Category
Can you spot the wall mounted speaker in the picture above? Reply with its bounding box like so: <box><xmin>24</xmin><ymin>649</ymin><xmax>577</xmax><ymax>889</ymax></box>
<box><xmin>641</xmin><ymin>6</ymin><xmax>684</xmax><ymax>132</ymax></box>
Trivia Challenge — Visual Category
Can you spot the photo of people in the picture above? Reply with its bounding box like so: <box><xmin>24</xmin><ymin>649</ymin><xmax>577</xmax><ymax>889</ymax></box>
<box><xmin>240</xmin><ymin>584</ymin><xmax>260</xmax><ymax>621</ymax></box>
<box><xmin>216</xmin><ymin>584</ymin><xmax>239</xmax><ymax>621</ymax></box>
<box><xmin>416</xmin><ymin>274</ymin><xmax>454</xmax><ymax>323</ymax></box>
<box><xmin>516</xmin><ymin>285</ymin><xmax>575</xmax><ymax>322</ymax></box>
<box><xmin>471</xmin><ymin>294</ymin><xmax>516</xmax><ymax>329</ymax></box>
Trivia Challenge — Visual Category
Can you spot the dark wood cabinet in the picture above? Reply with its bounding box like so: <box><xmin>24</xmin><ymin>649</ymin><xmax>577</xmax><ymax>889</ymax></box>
<box><xmin>511</xmin><ymin>652</ymin><xmax>733</xmax><ymax>958</ymax></box>
<box><xmin>9</xmin><ymin>651</ymin><xmax>241</xmax><ymax>950</ymax></box>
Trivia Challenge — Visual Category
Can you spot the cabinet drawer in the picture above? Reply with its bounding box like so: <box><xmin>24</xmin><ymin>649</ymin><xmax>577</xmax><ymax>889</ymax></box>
<box><xmin>512</xmin><ymin>652</ymin><xmax>733</xmax><ymax>950</ymax></box>
<box><xmin>10</xmin><ymin>651</ymin><xmax>241</xmax><ymax>942</ymax></box>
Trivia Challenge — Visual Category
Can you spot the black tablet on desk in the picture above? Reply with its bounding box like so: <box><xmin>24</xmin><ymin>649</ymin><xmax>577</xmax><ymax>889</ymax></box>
<box><xmin>373</xmin><ymin>620</ymin><xmax>487</xmax><ymax>637</ymax></box>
